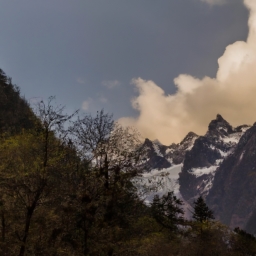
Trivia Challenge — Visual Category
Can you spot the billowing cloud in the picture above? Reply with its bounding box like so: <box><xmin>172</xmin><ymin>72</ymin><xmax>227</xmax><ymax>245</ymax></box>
<box><xmin>119</xmin><ymin>0</ymin><xmax>256</xmax><ymax>144</ymax></box>
<box><xmin>102</xmin><ymin>80</ymin><xmax>121</xmax><ymax>89</ymax></box>
<box><xmin>200</xmin><ymin>0</ymin><xmax>227</xmax><ymax>5</ymax></box>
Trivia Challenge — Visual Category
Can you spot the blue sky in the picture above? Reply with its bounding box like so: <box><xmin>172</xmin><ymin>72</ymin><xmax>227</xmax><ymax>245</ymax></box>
<box><xmin>0</xmin><ymin>0</ymin><xmax>253</xmax><ymax>143</ymax></box>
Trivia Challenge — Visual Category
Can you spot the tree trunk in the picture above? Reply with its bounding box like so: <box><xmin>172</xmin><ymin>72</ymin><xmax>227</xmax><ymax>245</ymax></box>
<box><xmin>19</xmin><ymin>207</ymin><xmax>33</xmax><ymax>256</ymax></box>
<box><xmin>19</xmin><ymin>188</ymin><xmax>43</xmax><ymax>256</ymax></box>
<box><xmin>104</xmin><ymin>154</ymin><xmax>109</xmax><ymax>189</ymax></box>
<box><xmin>1</xmin><ymin>211</ymin><xmax>5</xmax><ymax>242</ymax></box>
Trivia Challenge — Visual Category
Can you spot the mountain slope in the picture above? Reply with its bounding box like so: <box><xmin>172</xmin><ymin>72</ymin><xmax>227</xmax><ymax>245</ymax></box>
<box><xmin>207</xmin><ymin>123</ymin><xmax>256</xmax><ymax>231</ymax></box>
<box><xmin>0</xmin><ymin>69</ymin><xmax>35</xmax><ymax>134</ymax></box>
<box><xmin>142</xmin><ymin>132</ymin><xmax>198</xmax><ymax>171</ymax></box>
<box><xmin>135</xmin><ymin>131</ymin><xmax>198</xmax><ymax>202</ymax></box>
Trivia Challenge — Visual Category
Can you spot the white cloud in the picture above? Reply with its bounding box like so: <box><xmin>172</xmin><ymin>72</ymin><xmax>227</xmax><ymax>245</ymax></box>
<box><xmin>81</xmin><ymin>98</ymin><xmax>93</xmax><ymax>111</ymax></box>
<box><xmin>200</xmin><ymin>0</ymin><xmax>227</xmax><ymax>6</ymax></box>
<box><xmin>119</xmin><ymin>1</ymin><xmax>256</xmax><ymax>144</ymax></box>
<box><xmin>102</xmin><ymin>80</ymin><xmax>121</xmax><ymax>89</ymax></box>
<box><xmin>76</xmin><ymin>78</ymin><xmax>86</xmax><ymax>84</ymax></box>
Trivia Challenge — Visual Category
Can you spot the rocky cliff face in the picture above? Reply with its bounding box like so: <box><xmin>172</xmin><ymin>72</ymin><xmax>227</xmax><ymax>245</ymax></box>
<box><xmin>142</xmin><ymin>138</ymin><xmax>172</xmax><ymax>170</ymax></box>
<box><xmin>135</xmin><ymin>131</ymin><xmax>198</xmax><ymax>203</ymax></box>
<box><xmin>169</xmin><ymin>132</ymin><xmax>199</xmax><ymax>165</ymax></box>
<box><xmin>207</xmin><ymin>123</ymin><xmax>256</xmax><ymax>232</ymax></box>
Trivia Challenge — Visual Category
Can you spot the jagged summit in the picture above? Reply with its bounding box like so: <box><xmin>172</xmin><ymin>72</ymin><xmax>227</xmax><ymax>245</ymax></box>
<box><xmin>179</xmin><ymin>131</ymin><xmax>198</xmax><ymax>146</ymax></box>
<box><xmin>144</xmin><ymin>138</ymin><xmax>152</xmax><ymax>145</ymax></box>
<box><xmin>180</xmin><ymin>114</ymin><xmax>250</xmax><ymax>202</ymax></box>
<box><xmin>207</xmin><ymin>114</ymin><xmax>233</xmax><ymax>137</ymax></box>
<box><xmin>216</xmin><ymin>113</ymin><xmax>224</xmax><ymax>121</ymax></box>
<box><xmin>142</xmin><ymin>138</ymin><xmax>171</xmax><ymax>170</ymax></box>
<box><xmin>142</xmin><ymin>131</ymin><xmax>199</xmax><ymax>170</ymax></box>
<box><xmin>152</xmin><ymin>139</ymin><xmax>162</xmax><ymax>145</ymax></box>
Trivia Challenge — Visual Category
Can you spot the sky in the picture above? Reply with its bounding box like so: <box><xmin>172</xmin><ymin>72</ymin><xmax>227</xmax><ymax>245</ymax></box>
<box><xmin>0</xmin><ymin>0</ymin><xmax>253</xmax><ymax>144</ymax></box>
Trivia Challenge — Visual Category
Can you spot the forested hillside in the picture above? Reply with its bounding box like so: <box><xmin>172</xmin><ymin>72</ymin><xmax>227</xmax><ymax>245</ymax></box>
<box><xmin>0</xmin><ymin>69</ymin><xmax>256</xmax><ymax>255</ymax></box>
<box><xmin>0</xmin><ymin>69</ymin><xmax>36</xmax><ymax>134</ymax></box>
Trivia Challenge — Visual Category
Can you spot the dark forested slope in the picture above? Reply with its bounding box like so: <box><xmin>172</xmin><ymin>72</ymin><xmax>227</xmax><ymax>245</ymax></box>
<box><xmin>0</xmin><ymin>69</ymin><xmax>35</xmax><ymax>134</ymax></box>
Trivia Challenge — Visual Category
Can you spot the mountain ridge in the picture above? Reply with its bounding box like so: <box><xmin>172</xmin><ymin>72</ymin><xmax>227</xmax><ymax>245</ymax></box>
<box><xmin>139</xmin><ymin>114</ymin><xmax>255</xmax><ymax>232</ymax></box>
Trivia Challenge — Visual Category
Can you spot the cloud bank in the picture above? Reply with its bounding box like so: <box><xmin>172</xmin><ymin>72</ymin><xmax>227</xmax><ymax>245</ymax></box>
<box><xmin>119</xmin><ymin>0</ymin><xmax>256</xmax><ymax>144</ymax></box>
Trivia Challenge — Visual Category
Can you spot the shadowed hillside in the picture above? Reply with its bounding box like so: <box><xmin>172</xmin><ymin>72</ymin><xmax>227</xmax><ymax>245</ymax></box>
<box><xmin>0</xmin><ymin>69</ymin><xmax>35</xmax><ymax>134</ymax></box>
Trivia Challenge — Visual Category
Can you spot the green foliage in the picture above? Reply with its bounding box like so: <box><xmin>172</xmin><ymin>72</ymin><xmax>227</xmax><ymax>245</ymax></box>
<box><xmin>0</xmin><ymin>99</ymin><xmax>77</xmax><ymax>255</ymax></box>
<box><xmin>180</xmin><ymin>221</ymin><xmax>235</xmax><ymax>256</ymax></box>
<box><xmin>232</xmin><ymin>227</ymin><xmax>256</xmax><ymax>255</ymax></box>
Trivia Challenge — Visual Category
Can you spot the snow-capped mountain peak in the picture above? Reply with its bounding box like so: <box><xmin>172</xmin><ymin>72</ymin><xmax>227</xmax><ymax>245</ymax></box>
<box><xmin>135</xmin><ymin>114</ymin><xmax>256</xmax><ymax>233</ymax></box>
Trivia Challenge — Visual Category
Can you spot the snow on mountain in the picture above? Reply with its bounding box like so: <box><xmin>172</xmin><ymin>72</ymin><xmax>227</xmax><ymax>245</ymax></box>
<box><xmin>137</xmin><ymin>114</ymin><xmax>250</xmax><ymax>207</ymax></box>
<box><xmin>152</xmin><ymin>141</ymin><xmax>164</xmax><ymax>157</ymax></box>
<box><xmin>135</xmin><ymin>131</ymin><xmax>198</xmax><ymax>204</ymax></box>
<box><xmin>141</xmin><ymin>131</ymin><xmax>198</xmax><ymax>171</ymax></box>
<box><xmin>166</xmin><ymin>132</ymin><xmax>199</xmax><ymax>164</ymax></box>
<box><xmin>186</xmin><ymin>129</ymin><xmax>248</xmax><ymax>196</ymax></box>
<box><xmin>190</xmin><ymin>165</ymin><xmax>218</xmax><ymax>178</ymax></box>
<box><xmin>207</xmin><ymin>123</ymin><xmax>256</xmax><ymax>232</ymax></box>
<box><xmin>134</xmin><ymin>164</ymin><xmax>182</xmax><ymax>204</ymax></box>
<box><xmin>180</xmin><ymin>115</ymin><xmax>250</xmax><ymax>202</ymax></box>
<box><xmin>134</xmin><ymin>114</ymin><xmax>256</xmax><ymax>232</ymax></box>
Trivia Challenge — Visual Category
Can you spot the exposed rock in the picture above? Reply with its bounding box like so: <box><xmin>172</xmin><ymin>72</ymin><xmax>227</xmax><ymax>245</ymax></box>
<box><xmin>142</xmin><ymin>138</ymin><xmax>172</xmax><ymax>170</ymax></box>
<box><xmin>207</xmin><ymin>124</ymin><xmax>256</xmax><ymax>232</ymax></box>
<box><xmin>179</xmin><ymin>114</ymin><xmax>246</xmax><ymax>202</ymax></box>
<box><xmin>142</xmin><ymin>131</ymin><xmax>198</xmax><ymax>171</ymax></box>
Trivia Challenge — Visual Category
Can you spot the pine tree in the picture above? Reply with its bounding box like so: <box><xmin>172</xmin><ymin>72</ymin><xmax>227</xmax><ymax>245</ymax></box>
<box><xmin>152</xmin><ymin>192</ymin><xmax>184</xmax><ymax>231</ymax></box>
<box><xmin>192</xmin><ymin>196</ymin><xmax>214</xmax><ymax>223</ymax></box>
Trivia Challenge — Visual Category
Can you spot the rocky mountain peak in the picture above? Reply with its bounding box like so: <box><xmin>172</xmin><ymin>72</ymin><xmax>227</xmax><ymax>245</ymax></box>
<box><xmin>138</xmin><ymin>114</ymin><xmax>256</xmax><ymax>234</ymax></box>
<box><xmin>207</xmin><ymin>114</ymin><xmax>233</xmax><ymax>137</ymax></box>
<box><xmin>179</xmin><ymin>131</ymin><xmax>198</xmax><ymax>146</ymax></box>
<box><xmin>180</xmin><ymin>114</ymin><xmax>249</xmax><ymax>202</ymax></box>
<box><xmin>141</xmin><ymin>131</ymin><xmax>199</xmax><ymax>170</ymax></box>
<box><xmin>144</xmin><ymin>138</ymin><xmax>153</xmax><ymax>147</ymax></box>
<box><xmin>216</xmin><ymin>114</ymin><xmax>224</xmax><ymax>121</ymax></box>
<box><xmin>142</xmin><ymin>138</ymin><xmax>171</xmax><ymax>170</ymax></box>
<box><xmin>234</xmin><ymin>124</ymin><xmax>251</xmax><ymax>133</ymax></box>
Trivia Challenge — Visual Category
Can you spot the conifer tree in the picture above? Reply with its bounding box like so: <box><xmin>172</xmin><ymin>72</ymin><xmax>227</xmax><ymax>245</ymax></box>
<box><xmin>192</xmin><ymin>196</ymin><xmax>214</xmax><ymax>223</ymax></box>
<box><xmin>152</xmin><ymin>192</ymin><xmax>184</xmax><ymax>231</ymax></box>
